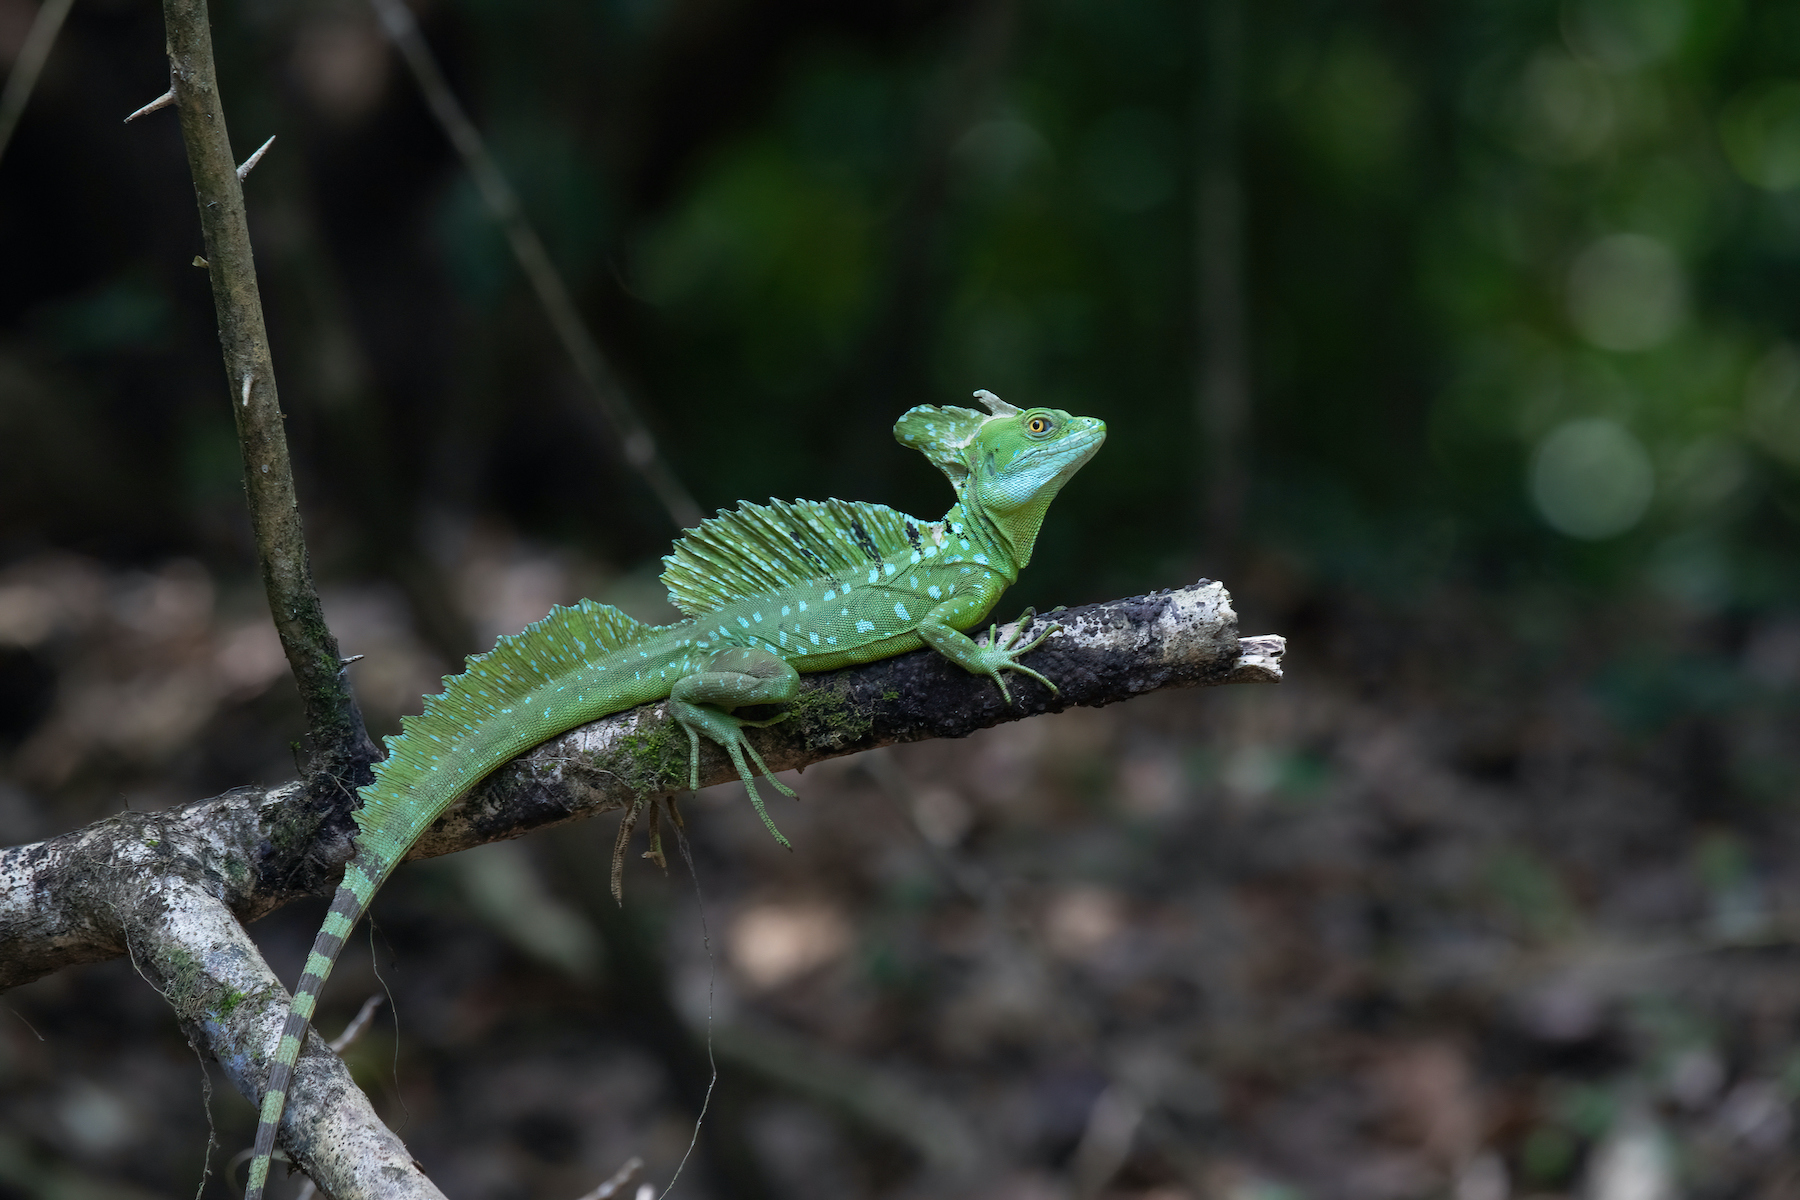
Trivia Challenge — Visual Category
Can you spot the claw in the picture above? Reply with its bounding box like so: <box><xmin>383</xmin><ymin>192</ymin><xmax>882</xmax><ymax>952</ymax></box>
<box><xmin>1014</xmin><ymin>620</ymin><xmax>1062</xmax><ymax>657</ymax></box>
<box><xmin>672</xmin><ymin>697</ymin><xmax>797</xmax><ymax>850</ymax></box>
<box><xmin>736</xmin><ymin>728</ymin><xmax>798</xmax><ymax>798</ymax></box>
<box><xmin>976</xmin><ymin>611</ymin><xmax>1064</xmax><ymax>704</ymax></box>
<box><xmin>1004</xmin><ymin>607</ymin><xmax>1038</xmax><ymax>651</ymax></box>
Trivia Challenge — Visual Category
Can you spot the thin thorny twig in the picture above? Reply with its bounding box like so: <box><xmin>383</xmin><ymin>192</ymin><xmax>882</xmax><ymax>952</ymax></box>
<box><xmin>366</xmin><ymin>0</ymin><xmax>703</xmax><ymax>532</ymax></box>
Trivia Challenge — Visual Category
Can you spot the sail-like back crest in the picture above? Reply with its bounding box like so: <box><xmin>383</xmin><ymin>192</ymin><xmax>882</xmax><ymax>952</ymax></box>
<box><xmin>358</xmin><ymin>597</ymin><xmax>652</xmax><ymax>843</ymax></box>
<box><xmin>662</xmin><ymin>498</ymin><xmax>930</xmax><ymax>616</ymax></box>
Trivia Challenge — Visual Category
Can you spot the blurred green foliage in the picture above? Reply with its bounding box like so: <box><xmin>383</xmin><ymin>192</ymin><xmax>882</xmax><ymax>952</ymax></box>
<box><xmin>9</xmin><ymin>0</ymin><xmax>1800</xmax><ymax>623</ymax></box>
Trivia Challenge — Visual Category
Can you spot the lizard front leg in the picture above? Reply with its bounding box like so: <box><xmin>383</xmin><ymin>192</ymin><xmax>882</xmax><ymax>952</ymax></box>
<box><xmin>668</xmin><ymin>647</ymin><xmax>801</xmax><ymax>846</ymax></box>
<box><xmin>917</xmin><ymin>583</ymin><xmax>1062</xmax><ymax>706</ymax></box>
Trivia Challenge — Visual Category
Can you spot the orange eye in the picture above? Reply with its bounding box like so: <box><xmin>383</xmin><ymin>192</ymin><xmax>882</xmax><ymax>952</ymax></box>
<box><xmin>1027</xmin><ymin>415</ymin><xmax>1051</xmax><ymax>435</ymax></box>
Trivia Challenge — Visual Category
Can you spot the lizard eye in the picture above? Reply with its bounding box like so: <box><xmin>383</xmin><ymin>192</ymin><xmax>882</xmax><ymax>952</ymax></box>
<box><xmin>1026</xmin><ymin>415</ymin><xmax>1053</xmax><ymax>436</ymax></box>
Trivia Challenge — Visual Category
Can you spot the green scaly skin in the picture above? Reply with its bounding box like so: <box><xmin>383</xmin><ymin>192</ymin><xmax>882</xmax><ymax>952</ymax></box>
<box><xmin>243</xmin><ymin>391</ymin><xmax>1104</xmax><ymax>1198</ymax></box>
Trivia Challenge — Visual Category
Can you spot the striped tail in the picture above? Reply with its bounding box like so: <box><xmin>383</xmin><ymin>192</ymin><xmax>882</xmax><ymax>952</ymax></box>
<box><xmin>244</xmin><ymin>849</ymin><xmax>388</xmax><ymax>1200</ymax></box>
<box><xmin>243</xmin><ymin>599</ymin><xmax>656</xmax><ymax>1197</ymax></box>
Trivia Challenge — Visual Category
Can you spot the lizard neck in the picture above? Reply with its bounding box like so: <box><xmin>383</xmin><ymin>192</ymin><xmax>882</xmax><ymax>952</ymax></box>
<box><xmin>943</xmin><ymin>499</ymin><xmax>1022</xmax><ymax>580</ymax></box>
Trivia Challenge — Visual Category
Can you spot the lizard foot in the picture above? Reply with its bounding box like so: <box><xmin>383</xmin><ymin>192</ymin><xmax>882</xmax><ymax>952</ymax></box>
<box><xmin>976</xmin><ymin>607</ymin><xmax>1064</xmax><ymax>705</ymax></box>
<box><xmin>677</xmin><ymin>706</ymin><xmax>798</xmax><ymax>849</ymax></box>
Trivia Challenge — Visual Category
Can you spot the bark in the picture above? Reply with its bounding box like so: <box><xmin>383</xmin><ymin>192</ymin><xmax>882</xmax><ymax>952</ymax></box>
<box><xmin>0</xmin><ymin>578</ymin><xmax>1281</xmax><ymax>1199</ymax></box>
<box><xmin>2</xmin><ymin>578</ymin><xmax>1278</xmax><ymax>989</ymax></box>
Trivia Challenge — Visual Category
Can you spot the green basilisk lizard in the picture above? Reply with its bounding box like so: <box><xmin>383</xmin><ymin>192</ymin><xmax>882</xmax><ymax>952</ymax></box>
<box><xmin>245</xmin><ymin>390</ymin><xmax>1105</xmax><ymax>1198</ymax></box>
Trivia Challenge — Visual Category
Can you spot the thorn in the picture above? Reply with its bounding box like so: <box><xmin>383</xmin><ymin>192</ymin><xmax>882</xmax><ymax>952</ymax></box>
<box><xmin>235</xmin><ymin>134</ymin><xmax>275</xmax><ymax>181</ymax></box>
<box><xmin>574</xmin><ymin>1155</ymin><xmax>644</xmax><ymax>1200</ymax></box>
<box><xmin>241</xmin><ymin>373</ymin><xmax>253</xmax><ymax>407</ymax></box>
<box><xmin>325</xmin><ymin>994</ymin><xmax>384</xmax><ymax>1053</ymax></box>
<box><xmin>124</xmin><ymin>90</ymin><xmax>174</xmax><ymax>123</ymax></box>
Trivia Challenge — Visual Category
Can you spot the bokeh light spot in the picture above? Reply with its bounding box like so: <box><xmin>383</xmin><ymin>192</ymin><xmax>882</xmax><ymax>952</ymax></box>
<box><xmin>1567</xmin><ymin>234</ymin><xmax>1685</xmax><ymax>351</ymax></box>
<box><xmin>1530</xmin><ymin>417</ymin><xmax>1655</xmax><ymax>539</ymax></box>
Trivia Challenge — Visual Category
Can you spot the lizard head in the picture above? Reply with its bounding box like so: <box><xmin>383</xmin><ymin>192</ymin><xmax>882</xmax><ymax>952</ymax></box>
<box><xmin>893</xmin><ymin>389</ymin><xmax>1106</xmax><ymax>567</ymax></box>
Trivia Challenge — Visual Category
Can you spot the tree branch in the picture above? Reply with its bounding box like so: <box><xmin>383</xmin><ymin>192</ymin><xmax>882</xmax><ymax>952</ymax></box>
<box><xmin>161</xmin><ymin>0</ymin><xmax>378</xmax><ymax>791</ymax></box>
<box><xmin>123</xmin><ymin>878</ymin><xmax>444</xmax><ymax>1200</ymax></box>
<box><xmin>0</xmin><ymin>579</ymin><xmax>1279</xmax><ymax>1200</ymax></box>
<box><xmin>1</xmin><ymin>579</ymin><xmax>1278</xmax><ymax>990</ymax></box>
<box><xmin>0</xmin><ymin>0</ymin><xmax>74</xmax><ymax>166</ymax></box>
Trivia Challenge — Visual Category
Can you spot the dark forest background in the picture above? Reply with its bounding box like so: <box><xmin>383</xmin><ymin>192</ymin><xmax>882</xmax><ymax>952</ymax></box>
<box><xmin>7</xmin><ymin>0</ymin><xmax>1800</xmax><ymax>1197</ymax></box>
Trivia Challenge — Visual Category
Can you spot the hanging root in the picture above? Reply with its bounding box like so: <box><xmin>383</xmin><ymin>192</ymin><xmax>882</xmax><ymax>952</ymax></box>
<box><xmin>642</xmin><ymin>801</ymin><xmax>667</xmax><ymax>872</ymax></box>
<box><xmin>611</xmin><ymin>798</ymin><xmax>649</xmax><ymax>903</ymax></box>
<box><xmin>612</xmin><ymin>796</ymin><xmax>688</xmax><ymax>902</ymax></box>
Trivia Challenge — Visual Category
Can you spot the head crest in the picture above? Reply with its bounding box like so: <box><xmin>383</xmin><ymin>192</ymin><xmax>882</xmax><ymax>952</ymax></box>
<box><xmin>973</xmin><ymin>389</ymin><xmax>1020</xmax><ymax>416</ymax></box>
<box><xmin>893</xmin><ymin>389</ymin><xmax>1014</xmax><ymax>494</ymax></box>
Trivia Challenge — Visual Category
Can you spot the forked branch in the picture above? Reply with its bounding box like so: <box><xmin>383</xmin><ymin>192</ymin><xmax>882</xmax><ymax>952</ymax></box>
<box><xmin>0</xmin><ymin>579</ymin><xmax>1280</xmax><ymax>1199</ymax></box>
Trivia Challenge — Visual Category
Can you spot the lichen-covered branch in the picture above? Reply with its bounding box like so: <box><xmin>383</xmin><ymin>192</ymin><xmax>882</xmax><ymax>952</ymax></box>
<box><xmin>1</xmin><ymin>579</ymin><xmax>1278</xmax><ymax>991</ymax></box>
<box><xmin>0</xmin><ymin>578</ymin><xmax>1278</xmax><ymax>1200</ymax></box>
<box><xmin>127</xmin><ymin>877</ymin><xmax>443</xmax><ymax>1200</ymax></box>
<box><xmin>161</xmin><ymin>0</ymin><xmax>378</xmax><ymax>791</ymax></box>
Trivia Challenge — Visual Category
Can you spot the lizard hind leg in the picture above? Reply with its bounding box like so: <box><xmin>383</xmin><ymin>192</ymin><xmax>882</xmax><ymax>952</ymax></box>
<box><xmin>668</xmin><ymin>647</ymin><xmax>802</xmax><ymax>848</ymax></box>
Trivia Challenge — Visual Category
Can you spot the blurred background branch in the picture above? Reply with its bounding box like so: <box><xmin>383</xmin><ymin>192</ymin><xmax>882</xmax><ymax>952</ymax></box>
<box><xmin>1193</xmin><ymin>0</ymin><xmax>1248</xmax><ymax>571</ymax></box>
<box><xmin>368</xmin><ymin>0</ymin><xmax>702</xmax><ymax>533</ymax></box>
<box><xmin>0</xmin><ymin>0</ymin><xmax>70</xmax><ymax>164</ymax></box>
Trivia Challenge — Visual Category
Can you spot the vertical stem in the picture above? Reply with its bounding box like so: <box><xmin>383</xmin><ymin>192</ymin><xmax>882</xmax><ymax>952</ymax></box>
<box><xmin>161</xmin><ymin>0</ymin><xmax>376</xmax><ymax>787</ymax></box>
<box><xmin>1195</xmin><ymin>0</ymin><xmax>1250</xmax><ymax>567</ymax></box>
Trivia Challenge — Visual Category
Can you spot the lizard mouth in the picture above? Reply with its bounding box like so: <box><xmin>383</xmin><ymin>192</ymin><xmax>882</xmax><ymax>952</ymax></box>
<box><xmin>1043</xmin><ymin>418</ymin><xmax>1106</xmax><ymax>470</ymax></box>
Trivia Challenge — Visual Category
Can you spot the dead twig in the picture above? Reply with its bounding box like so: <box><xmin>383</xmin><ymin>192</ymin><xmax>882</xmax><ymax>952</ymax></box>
<box><xmin>327</xmin><ymin>993</ymin><xmax>385</xmax><ymax>1053</ymax></box>
<box><xmin>572</xmin><ymin>1156</ymin><xmax>644</xmax><ymax>1200</ymax></box>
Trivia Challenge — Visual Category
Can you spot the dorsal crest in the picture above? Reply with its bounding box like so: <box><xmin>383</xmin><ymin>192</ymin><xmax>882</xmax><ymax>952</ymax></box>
<box><xmin>661</xmin><ymin>498</ymin><xmax>931</xmax><ymax>616</ymax></box>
